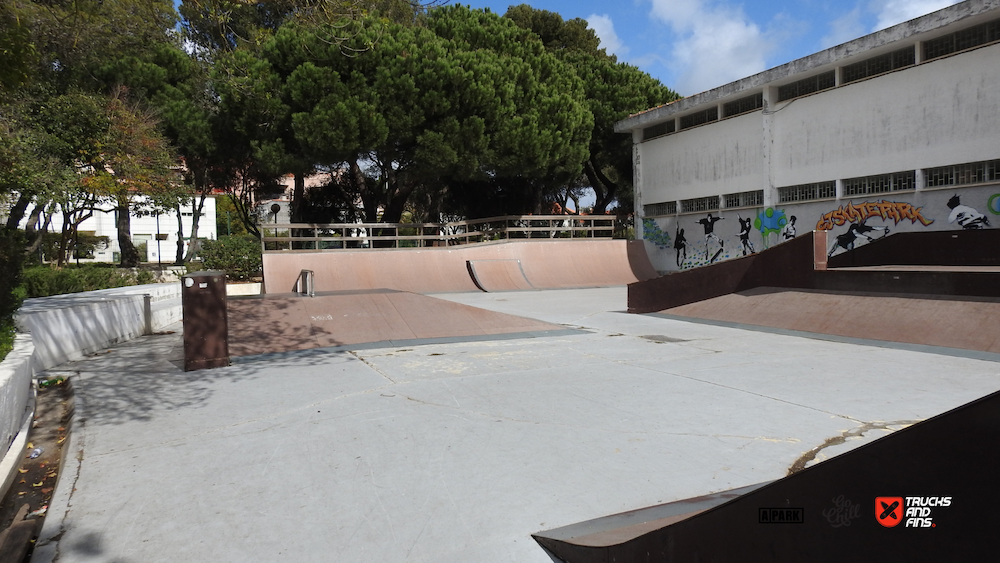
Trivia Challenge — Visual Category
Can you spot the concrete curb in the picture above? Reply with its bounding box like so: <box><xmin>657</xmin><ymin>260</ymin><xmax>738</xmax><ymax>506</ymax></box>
<box><xmin>31</xmin><ymin>376</ymin><xmax>83</xmax><ymax>563</ymax></box>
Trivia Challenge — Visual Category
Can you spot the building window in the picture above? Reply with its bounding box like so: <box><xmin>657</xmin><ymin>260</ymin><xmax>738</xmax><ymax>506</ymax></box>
<box><xmin>722</xmin><ymin>93</ymin><xmax>763</xmax><ymax>118</ymax></box>
<box><xmin>680</xmin><ymin>196</ymin><xmax>720</xmax><ymax>213</ymax></box>
<box><xmin>777</xmin><ymin>71</ymin><xmax>836</xmax><ymax>102</ymax></box>
<box><xmin>841</xmin><ymin>47</ymin><xmax>915</xmax><ymax>84</ymax></box>
<box><xmin>843</xmin><ymin>171</ymin><xmax>915</xmax><ymax>196</ymax></box>
<box><xmin>643</xmin><ymin>201</ymin><xmax>677</xmax><ymax>216</ymax></box>
<box><xmin>925</xmin><ymin>159</ymin><xmax>1000</xmax><ymax>188</ymax></box>
<box><xmin>679</xmin><ymin>107</ymin><xmax>719</xmax><ymax>130</ymax></box>
<box><xmin>923</xmin><ymin>17</ymin><xmax>1000</xmax><ymax>61</ymax></box>
<box><xmin>777</xmin><ymin>181</ymin><xmax>836</xmax><ymax>203</ymax></box>
<box><xmin>723</xmin><ymin>190</ymin><xmax>763</xmax><ymax>208</ymax></box>
<box><xmin>642</xmin><ymin>120</ymin><xmax>675</xmax><ymax>141</ymax></box>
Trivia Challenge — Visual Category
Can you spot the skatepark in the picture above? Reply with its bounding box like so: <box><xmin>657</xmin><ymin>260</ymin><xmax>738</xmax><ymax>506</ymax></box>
<box><xmin>6</xmin><ymin>224</ymin><xmax>1000</xmax><ymax>561</ymax></box>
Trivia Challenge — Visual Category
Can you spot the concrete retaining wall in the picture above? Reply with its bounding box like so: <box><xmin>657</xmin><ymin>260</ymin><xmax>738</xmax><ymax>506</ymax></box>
<box><xmin>0</xmin><ymin>334</ymin><xmax>36</xmax><ymax>501</ymax></box>
<box><xmin>15</xmin><ymin>283</ymin><xmax>182</xmax><ymax>371</ymax></box>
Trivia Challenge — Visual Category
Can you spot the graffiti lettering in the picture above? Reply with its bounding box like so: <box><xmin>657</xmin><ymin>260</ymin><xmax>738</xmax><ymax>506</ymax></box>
<box><xmin>816</xmin><ymin>200</ymin><xmax>934</xmax><ymax>231</ymax></box>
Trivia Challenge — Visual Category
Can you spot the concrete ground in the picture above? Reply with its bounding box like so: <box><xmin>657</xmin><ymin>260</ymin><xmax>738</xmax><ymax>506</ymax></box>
<box><xmin>33</xmin><ymin>287</ymin><xmax>1000</xmax><ymax>563</ymax></box>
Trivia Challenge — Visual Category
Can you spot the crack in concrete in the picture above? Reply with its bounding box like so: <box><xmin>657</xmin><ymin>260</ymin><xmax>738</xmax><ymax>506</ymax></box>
<box><xmin>787</xmin><ymin>419</ymin><xmax>920</xmax><ymax>476</ymax></box>
<box><xmin>351</xmin><ymin>351</ymin><xmax>397</xmax><ymax>384</ymax></box>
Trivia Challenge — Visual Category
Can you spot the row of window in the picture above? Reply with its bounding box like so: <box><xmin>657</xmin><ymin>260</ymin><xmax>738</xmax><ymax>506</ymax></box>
<box><xmin>926</xmin><ymin>159</ymin><xmax>1000</xmax><ymax>188</ymax></box>
<box><xmin>640</xmin><ymin>16</ymin><xmax>1000</xmax><ymax>142</ymax></box>
<box><xmin>777</xmin><ymin>181</ymin><xmax>836</xmax><ymax>203</ymax></box>
<box><xmin>923</xmin><ymin>17</ymin><xmax>1000</xmax><ymax>61</ymax></box>
<box><xmin>646</xmin><ymin>157</ymin><xmax>1000</xmax><ymax>215</ymax></box>
<box><xmin>645</xmin><ymin>191</ymin><xmax>761</xmax><ymax>216</ymax></box>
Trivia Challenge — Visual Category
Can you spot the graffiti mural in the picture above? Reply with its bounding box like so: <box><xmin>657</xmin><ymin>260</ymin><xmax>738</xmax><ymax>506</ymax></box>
<box><xmin>697</xmin><ymin>213</ymin><xmax>726</xmax><ymax>262</ymax></box>
<box><xmin>642</xmin><ymin>218</ymin><xmax>672</xmax><ymax>248</ymax></box>
<box><xmin>947</xmin><ymin>195</ymin><xmax>991</xmax><ymax>229</ymax></box>
<box><xmin>755</xmin><ymin>207</ymin><xmax>788</xmax><ymax>238</ymax></box>
<box><xmin>827</xmin><ymin>220</ymin><xmax>890</xmax><ymax>257</ymax></box>
<box><xmin>988</xmin><ymin>193</ymin><xmax>1000</xmax><ymax>216</ymax></box>
<box><xmin>815</xmin><ymin>200</ymin><xmax>933</xmax><ymax>231</ymax></box>
<box><xmin>737</xmin><ymin>214</ymin><xmax>756</xmax><ymax>256</ymax></box>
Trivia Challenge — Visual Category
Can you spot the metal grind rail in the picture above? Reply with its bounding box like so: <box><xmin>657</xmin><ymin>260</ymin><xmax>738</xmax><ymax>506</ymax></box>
<box><xmin>260</xmin><ymin>215</ymin><xmax>618</xmax><ymax>252</ymax></box>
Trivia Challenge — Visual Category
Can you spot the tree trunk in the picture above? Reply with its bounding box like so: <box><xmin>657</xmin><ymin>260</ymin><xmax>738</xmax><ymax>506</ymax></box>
<box><xmin>184</xmin><ymin>193</ymin><xmax>208</xmax><ymax>262</ymax></box>
<box><xmin>57</xmin><ymin>215</ymin><xmax>72</xmax><ymax>267</ymax></box>
<box><xmin>351</xmin><ymin>159</ymin><xmax>379</xmax><ymax>223</ymax></box>
<box><xmin>290</xmin><ymin>171</ymin><xmax>306</xmax><ymax>222</ymax></box>
<box><xmin>22</xmin><ymin>201</ymin><xmax>50</xmax><ymax>259</ymax></box>
<box><xmin>116</xmin><ymin>199</ymin><xmax>140</xmax><ymax>267</ymax></box>
<box><xmin>5</xmin><ymin>194</ymin><xmax>31</xmax><ymax>229</ymax></box>
<box><xmin>174</xmin><ymin>203</ymin><xmax>185</xmax><ymax>265</ymax></box>
<box><xmin>585</xmin><ymin>159</ymin><xmax>618</xmax><ymax>215</ymax></box>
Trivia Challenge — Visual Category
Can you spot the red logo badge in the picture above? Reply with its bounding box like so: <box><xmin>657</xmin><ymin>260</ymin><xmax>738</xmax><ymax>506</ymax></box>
<box><xmin>876</xmin><ymin>497</ymin><xmax>904</xmax><ymax>527</ymax></box>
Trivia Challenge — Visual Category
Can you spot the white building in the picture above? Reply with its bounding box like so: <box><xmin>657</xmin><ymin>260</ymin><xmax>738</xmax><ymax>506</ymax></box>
<box><xmin>19</xmin><ymin>197</ymin><xmax>217</xmax><ymax>264</ymax></box>
<box><xmin>616</xmin><ymin>0</ymin><xmax>1000</xmax><ymax>273</ymax></box>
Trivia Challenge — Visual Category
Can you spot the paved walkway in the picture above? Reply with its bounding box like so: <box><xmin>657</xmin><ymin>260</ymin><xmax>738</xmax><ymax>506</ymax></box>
<box><xmin>33</xmin><ymin>287</ymin><xmax>1000</xmax><ymax>563</ymax></box>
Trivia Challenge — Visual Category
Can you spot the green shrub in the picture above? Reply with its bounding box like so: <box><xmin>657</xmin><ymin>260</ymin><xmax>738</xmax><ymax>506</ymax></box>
<box><xmin>1</xmin><ymin>229</ymin><xmax>27</xmax><ymax>361</ymax></box>
<box><xmin>195</xmin><ymin>235</ymin><xmax>262</xmax><ymax>281</ymax></box>
<box><xmin>21</xmin><ymin>264</ymin><xmax>139</xmax><ymax>298</ymax></box>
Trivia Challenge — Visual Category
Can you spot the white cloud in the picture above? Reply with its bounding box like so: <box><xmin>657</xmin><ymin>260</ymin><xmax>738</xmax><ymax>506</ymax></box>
<box><xmin>649</xmin><ymin>0</ymin><xmax>773</xmax><ymax>95</ymax></box>
<box><xmin>871</xmin><ymin>0</ymin><xmax>962</xmax><ymax>31</ymax></box>
<box><xmin>587</xmin><ymin>14</ymin><xmax>629</xmax><ymax>57</ymax></box>
<box><xmin>821</xmin><ymin>8</ymin><xmax>866</xmax><ymax>49</ymax></box>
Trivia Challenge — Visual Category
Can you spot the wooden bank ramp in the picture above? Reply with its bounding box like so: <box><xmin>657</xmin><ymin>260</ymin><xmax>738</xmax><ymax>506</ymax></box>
<box><xmin>226</xmin><ymin>289</ymin><xmax>575</xmax><ymax>358</ymax></box>
<box><xmin>654</xmin><ymin>287</ymin><xmax>1000</xmax><ymax>355</ymax></box>
<box><xmin>262</xmin><ymin>239</ymin><xmax>658</xmax><ymax>294</ymax></box>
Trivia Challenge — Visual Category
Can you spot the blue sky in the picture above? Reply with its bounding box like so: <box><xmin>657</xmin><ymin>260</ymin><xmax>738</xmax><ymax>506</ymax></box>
<box><xmin>461</xmin><ymin>0</ymin><xmax>963</xmax><ymax>96</ymax></box>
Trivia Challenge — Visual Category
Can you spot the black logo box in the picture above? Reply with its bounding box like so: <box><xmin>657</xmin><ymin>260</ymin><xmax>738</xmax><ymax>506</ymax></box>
<box><xmin>759</xmin><ymin>508</ymin><xmax>805</xmax><ymax>523</ymax></box>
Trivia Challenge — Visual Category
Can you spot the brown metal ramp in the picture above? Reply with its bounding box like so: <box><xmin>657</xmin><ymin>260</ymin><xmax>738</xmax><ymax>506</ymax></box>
<box><xmin>656</xmin><ymin>287</ymin><xmax>1000</xmax><ymax>354</ymax></box>
<box><xmin>226</xmin><ymin>289</ymin><xmax>570</xmax><ymax>357</ymax></box>
<box><xmin>535</xmin><ymin>389</ymin><xmax>1000</xmax><ymax>562</ymax></box>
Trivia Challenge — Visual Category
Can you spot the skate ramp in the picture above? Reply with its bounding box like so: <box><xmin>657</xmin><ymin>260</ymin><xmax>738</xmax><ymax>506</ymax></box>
<box><xmin>827</xmin><ymin>228</ymin><xmax>1000</xmax><ymax>267</ymax></box>
<box><xmin>262</xmin><ymin>239</ymin><xmax>657</xmax><ymax>294</ymax></box>
<box><xmin>629</xmin><ymin>230</ymin><xmax>1000</xmax><ymax>314</ymax></box>
<box><xmin>535</xmin><ymin>389</ymin><xmax>1000</xmax><ymax>562</ymax></box>
<box><xmin>467</xmin><ymin>260</ymin><xmax>534</xmax><ymax>292</ymax></box>
<box><xmin>226</xmin><ymin>289</ymin><xmax>570</xmax><ymax>357</ymax></box>
<box><xmin>656</xmin><ymin>287</ymin><xmax>1000</xmax><ymax>354</ymax></box>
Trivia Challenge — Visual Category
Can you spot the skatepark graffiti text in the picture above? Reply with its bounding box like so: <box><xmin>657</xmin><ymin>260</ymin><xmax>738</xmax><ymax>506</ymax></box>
<box><xmin>816</xmin><ymin>200</ymin><xmax>934</xmax><ymax>231</ymax></box>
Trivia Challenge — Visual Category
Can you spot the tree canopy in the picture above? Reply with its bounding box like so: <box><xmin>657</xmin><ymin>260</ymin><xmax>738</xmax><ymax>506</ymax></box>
<box><xmin>505</xmin><ymin>4</ymin><xmax>680</xmax><ymax>214</ymax></box>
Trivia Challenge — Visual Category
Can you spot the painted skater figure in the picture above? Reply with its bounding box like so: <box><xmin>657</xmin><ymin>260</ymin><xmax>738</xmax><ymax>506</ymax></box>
<box><xmin>828</xmin><ymin>219</ymin><xmax>889</xmax><ymax>257</ymax></box>
<box><xmin>697</xmin><ymin>213</ymin><xmax>724</xmax><ymax>261</ymax></box>
<box><xmin>737</xmin><ymin>215</ymin><xmax>755</xmax><ymax>256</ymax></box>
<box><xmin>674</xmin><ymin>226</ymin><xmax>687</xmax><ymax>266</ymax></box>
<box><xmin>781</xmin><ymin>215</ymin><xmax>797</xmax><ymax>240</ymax></box>
<box><xmin>947</xmin><ymin>195</ymin><xmax>991</xmax><ymax>229</ymax></box>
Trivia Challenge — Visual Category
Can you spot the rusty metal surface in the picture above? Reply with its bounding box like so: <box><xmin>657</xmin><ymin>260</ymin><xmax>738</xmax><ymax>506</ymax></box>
<box><xmin>181</xmin><ymin>271</ymin><xmax>229</xmax><ymax>371</ymax></box>
<box><xmin>534</xmin><ymin>482</ymin><xmax>769</xmax><ymax>549</ymax></box>
<box><xmin>226</xmin><ymin>289</ymin><xmax>564</xmax><ymax>357</ymax></box>
<box><xmin>262</xmin><ymin>239</ymin><xmax>657</xmax><ymax>295</ymax></box>
<box><xmin>662</xmin><ymin>287</ymin><xmax>1000</xmax><ymax>353</ymax></box>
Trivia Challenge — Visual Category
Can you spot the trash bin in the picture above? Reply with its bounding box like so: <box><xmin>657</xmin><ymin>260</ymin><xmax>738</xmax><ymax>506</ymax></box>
<box><xmin>182</xmin><ymin>271</ymin><xmax>229</xmax><ymax>371</ymax></box>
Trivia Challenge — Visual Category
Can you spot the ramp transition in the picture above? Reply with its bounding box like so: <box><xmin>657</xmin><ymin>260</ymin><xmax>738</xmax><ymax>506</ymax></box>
<box><xmin>263</xmin><ymin>239</ymin><xmax>657</xmax><ymax>294</ymax></box>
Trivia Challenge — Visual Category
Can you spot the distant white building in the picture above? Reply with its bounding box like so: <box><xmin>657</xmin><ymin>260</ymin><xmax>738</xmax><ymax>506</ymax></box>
<box><xmin>616</xmin><ymin>0</ymin><xmax>1000</xmax><ymax>272</ymax></box>
<box><xmin>19</xmin><ymin>197</ymin><xmax>217</xmax><ymax>264</ymax></box>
